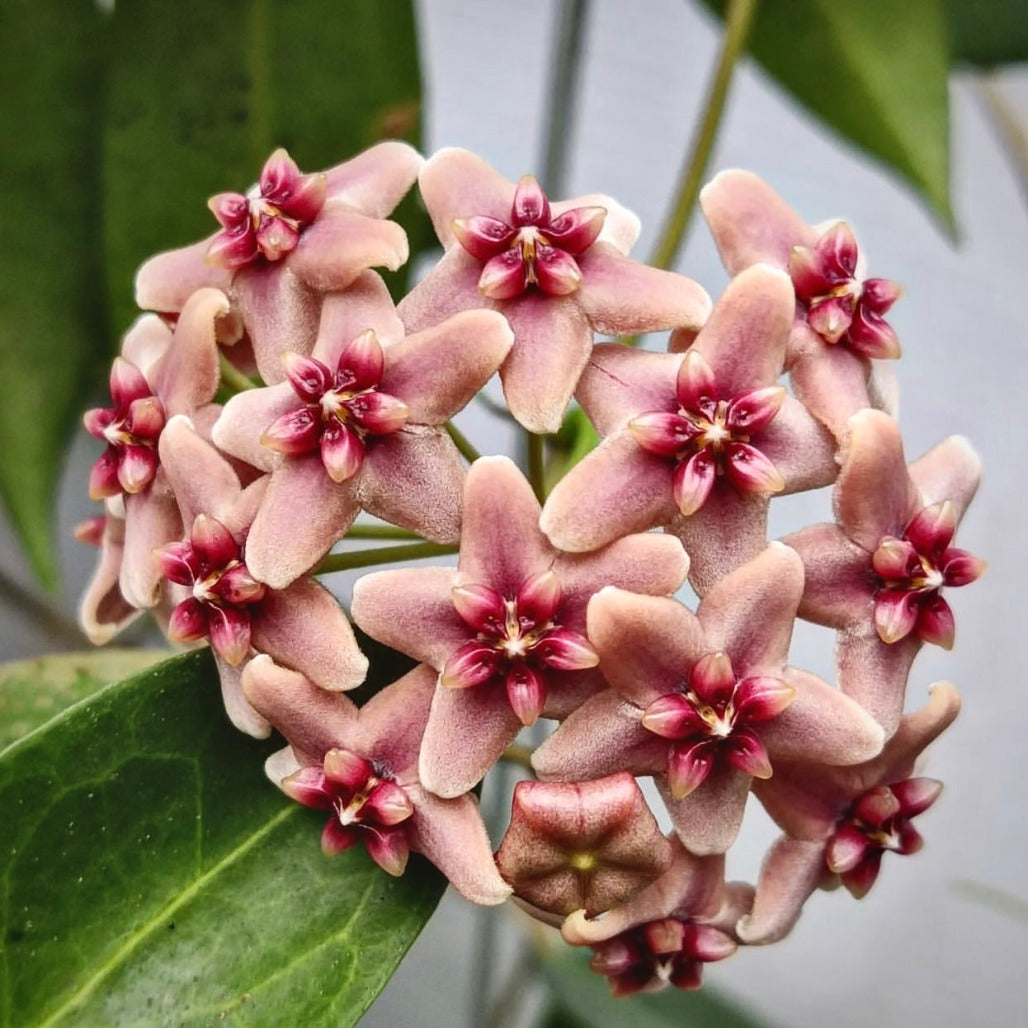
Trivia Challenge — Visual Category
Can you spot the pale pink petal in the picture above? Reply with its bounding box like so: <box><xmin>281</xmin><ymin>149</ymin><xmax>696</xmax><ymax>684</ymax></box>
<box><xmin>736</xmin><ymin>837</ymin><xmax>828</xmax><ymax>944</ymax></box>
<box><xmin>690</xmin><ymin>264</ymin><xmax>793</xmax><ymax>393</ymax></box>
<box><xmin>575</xmin><ymin>344</ymin><xmax>681</xmax><ymax>436</ymax></box>
<box><xmin>356</xmin><ymin>430</ymin><xmax>464</xmax><ymax>543</ymax></box>
<box><xmin>757</xmin><ymin>397</ymin><xmax>839</xmax><ymax>492</ymax></box>
<box><xmin>668</xmin><ymin>490</ymin><xmax>769</xmax><ymax>597</ymax></box>
<box><xmin>244</xmin><ymin>457</ymin><xmax>359</xmax><ymax>589</ymax></box>
<box><xmin>353</xmin><ymin>665</ymin><xmax>437</xmax><ymax>774</ymax></box>
<box><xmin>322</xmin><ymin>140</ymin><xmax>423</xmax><ymax>218</ymax></box>
<box><xmin>212</xmin><ymin>382</ymin><xmax>297</xmax><ymax>472</ymax></box>
<box><xmin>289</xmin><ymin>208</ymin><xmax>409</xmax><ymax>292</ymax></box>
<box><xmin>380</xmin><ymin>309</ymin><xmax>514</xmax><ymax>424</ymax></box>
<box><xmin>498</xmin><ymin>291</ymin><xmax>593</xmax><ymax>433</ymax></box>
<box><xmin>311</xmin><ymin>272</ymin><xmax>405</xmax><ymax>365</ymax></box>
<box><xmin>418</xmin><ymin>684</ymin><xmax>524</xmax><ymax>798</ymax></box>
<box><xmin>660</xmin><ymin>763</ymin><xmax>752</xmax><ymax>855</ymax></box>
<box><xmin>351</xmin><ymin>566</ymin><xmax>465</xmax><ymax>668</ymax></box>
<box><xmin>252</xmin><ymin>577</ymin><xmax>368</xmax><ymax>691</ymax></box>
<box><xmin>576</xmin><ymin>244</ymin><xmax>711</xmax><ymax>336</ymax></box>
<box><xmin>539</xmin><ymin>431</ymin><xmax>678</xmax><ymax>552</ymax></box>
<box><xmin>78</xmin><ymin>516</ymin><xmax>142</xmax><ymax>644</ymax></box>
<box><xmin>121</xmin><ymin>314</ymin><xmax>173</xmax><ymax>375</ymax></box>
<box><xmin>407</xmin><ymin>786</ymin><xmax>512</xmax><ymax>905</ymax></box>
<box><xmin>397</xmin><ymin>248</ymin><xmax>486</xmax><ymax>335</ymax></box>
<box><xmin>214</xmin><ymin>653</ymin><xmax>272</xmax><ymax>738</ymax></box>
<box><xmin>835</xmin><ymin>410</ymin><xmax>919</xmax><ymax>550</ymax></box>
<box><xmin>134</xmin><ymin>239</ymin><xmax>233</xmax><ymax>313</ymax></box>
<box><xmin>586</xmin><ymin>589</ymin><xmax>707</xmax><ymax>706</ymax></box>
<box><xmin>762</xmin><ymin>667</ymin><xmax>885</xmax><ymax>764</ymax></box>
<box><xmin>908</xmin><ymin>435</ymin><xmax>982</xmax><ymax>516</ymax></box>
<box><xmin>835</xmin><ymin>626</ymin><xmax>922</xmax><ymax>735</ymax></box>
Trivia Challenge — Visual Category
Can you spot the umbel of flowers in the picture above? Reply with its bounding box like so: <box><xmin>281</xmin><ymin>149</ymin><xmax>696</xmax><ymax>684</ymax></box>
<box><xmin>78</xmin><ymin>142</ymin><xmax>982</xmax><ymax>997</ymax></box>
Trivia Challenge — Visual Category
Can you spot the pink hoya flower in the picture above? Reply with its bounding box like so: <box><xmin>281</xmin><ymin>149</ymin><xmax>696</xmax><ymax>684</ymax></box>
<box><xmin>351</xmin><ymin>455</ymin><xmax>690</xmax><ymax>798</ymax></box>
<box><xmin>398</xmin><ymin>148</ymin><xmax>712</xmax><ymax>433</ymax></box>
<box><xmin>241</xmin><ymin>655</ymin><xmax>511</xmax><ymax>905</ymax></box>
<box><xmin>75</xmin><ymin>513</ymin><xmax>142</xmax><ymax>645</ymax></box>
<box><xmin>156</xmin><ymin>416</ymin><xmax>368</xmax><ymax>736</ymax></box>
<box><xmin>562</xmin><ymin>842</ymin><xmax>751</xmax><ymax>996</ymax></box>
<box><xmin>493</xmin><ymin>773</ymin><xmax>673</xmax><ymax>923</ymax></box>
<box><xmin>532</xmin><ymin>544</ymin><xmax>885</xmax><ymax>855</ymax></box>
<box><xmin>784</xmin><ymin>409</ymin><xmax>982</xmax><ymax>733</ymax></box>
<box><xmin>700</xmin><ymin>169</ymin><xmax>902</xmax><ymax>439</ymax></box>
<box><xmin>540</xmin><ymin>264</ymin><xmax>836</xmax><ymax>593</ymax></box>
<box><xmin>135</xmin><ymin>142</ymin><xmax>422</xmax><ymax>384</ymax></box>
<box><xmin>80</xmin><ymin>289</ymin><xmax>225</xmax><ymax>615</ymax></box>
<box><xmin>212</xmin><ymin>271</ymin><xmax>514</xmax><ymax>588</ymax></box>
<box><xmin>741</xmin><ymin>682</ymin><xmax>960</xmax><ymax>944</ymax></box>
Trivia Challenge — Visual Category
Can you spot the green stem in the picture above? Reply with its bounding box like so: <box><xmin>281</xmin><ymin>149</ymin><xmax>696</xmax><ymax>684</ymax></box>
<box><xmin>344</xmin><ymin>524</ymin><xmax>420</xmax><ymax>540</ymax></box>
<box><xmin>218</xmin><ymin>353</ymin><xmax>259</xmax><ymax>394</ymax></box>
<box><xmin>444</xmin><ymin>419</ymin><xmax>482</xmax><ymax>464</ymax></box>
<box><xmin>539</xmin><ymin>0</ymin><xmax>589</xmax><ymax>194</ymax></box>
<box><xmin>526</xmin><ymin>431</ymin><xmax>547</xmax><ymax>502</ymax></box>
<box><xmin>500</xmin><ymin>743</ymin><xmax>535</xmax><ymax>771</ymax></box>
<box><xmin>314</xmin><ymin>541</ymin><xmax>457</xmax><ymax>574</ymax></box>
<box><xmin>977</xmin><ymin>72</ymin><xmax>1028</xmax><ymax>207</ymax></box>
<box><xmin>649</xmin><ymin>0</ymin><xmax>759</xmax><ymax>271</ymax></box>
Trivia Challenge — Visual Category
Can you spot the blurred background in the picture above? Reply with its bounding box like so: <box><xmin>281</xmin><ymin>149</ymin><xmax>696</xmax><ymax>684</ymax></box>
<box><xmin>1</xmin><ymin>1</ymin><xmax>1025</xmax><ymax>1025</ymax></box>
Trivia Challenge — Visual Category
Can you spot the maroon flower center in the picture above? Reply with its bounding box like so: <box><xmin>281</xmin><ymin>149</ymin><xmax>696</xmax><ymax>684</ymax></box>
<box><xmin>441</xmin><ymin>569</ymin><xmax>598</xmax><ymax>726</ymax></box>
<box><xmin>589</xmin><ymin>918</ymin><xmax>736</xmax><ymax>996</ymax></box>
<box><xmin>870</xmin><ymin>500</ymin><xmax>984</xmax><ymax>649</ymax></box>
<box><xmin>281</xmin><ymin>748</ymin><xmax>414</xmax><ymax>877</ymax></box>
<box><xmin>452</xmin><ymin>174</ymin><xmax>606</xmax><ymax>300</ymax></box>
<box><xmin>206</xmin><ymin>148</ymin><xmax>327</xmax><ymax>270</ymax></box>
<box><xmin>825</xmin><ymin>778</ymin><xmax>942</xmax><ymax>898</ymax></box>
<box><xmin>261</xmin><ymin>330</ymin><xmax>409</xmax><ymax>483</ymax></box>
<box><xmin>84</xmin><ymin>357</ymin><xmax>166</xmax><ymax>500</ymax></box>
<box><xmin>159</xmin><ymin>514</ymin><xmax>266</xmax><ymax>666</ymax></box>
<box><xmin>788</xmin><ymin>221</ymin><xmax>902</xmax><ymax>359</ymax></box>
<box><xmin>640</xmin><ymin>651</ymin><xmax>794</xmax><ymax>799</ymax></box>
<box><xmin>628</xmin><ymin>350</ymin><xmax>785</xmax><ymax>516</ymax></box>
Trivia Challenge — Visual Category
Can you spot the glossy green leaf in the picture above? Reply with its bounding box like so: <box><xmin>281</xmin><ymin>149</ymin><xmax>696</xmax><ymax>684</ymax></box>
<box><xmin>0</xmin><ymin>648</ymin><xmax>167</xmax><ymax>751</ymax></box>
<box><xmin>700</xmin><ymin>0</ymin><xmax>952</xmax><ymax>228</ymax></box>
<box><xmin>103</xmin><ymin>0</ymin><xmax>427</xmax><ymax>334</ymax></box>
<box><xmin>539</xmin><ymin>947</ymin><xmax>769</xmax><ymax>1028</ymax></box>
<box><xmin>0</xmin><ymin>0</ymin><xmax>109</xmax><ymax>587</ymax></box>
<box><xmin>943</xmin><ymin>0</ymin><xmax>1028</xmax><ymax>65</ymax></box>
<box><xmin>0</xmin><ymin>649</ymin><xmax>445</xmax><ymax>1027</ymax></box>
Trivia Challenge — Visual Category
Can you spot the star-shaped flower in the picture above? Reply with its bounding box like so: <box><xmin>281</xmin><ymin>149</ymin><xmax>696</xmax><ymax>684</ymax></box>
<box><xmin>212</xmin><ymin>271</ymin><xmax>514</xmax><ymax>588</ymax></box>
<box><xmin>156</xmin><ymin>416</ymin><xmax>368</xmax><ymax>736</ymax></box>
<box><xmin>351</xmin><ymin>455</ymin><xmax>690</xmax><ymax>798</ymax></box>
<box><xmin>493</xmin><ymin>773</ymin><xmax>673</xmax><ymax>923</ymax></box>
<box><xmin>540</xmin><ymin>264</ymin><xmax>837</xmax><ymax>593</ymax></box>
<box><xmin>783</xmin><ymin>409</ymin><xmax>982</xmax><ymax>733</ymax></box>
<box><xmin>740</xmin><ymin>682</ymin><xmax>960</xmax><ymax>943</ymax></box>
<box><xmin>532</xmin><ymin>544</ymin><xmax>885</xmax><ymax>855</ymax></box>
<box><xmin>397</xmin><ymin>148</ymin><xmax>711</xmax><ymax>432</ymax></box>
<box><xmin>700</xmin><ymin>169</ymin><xmax>902</xmax><ymax>440</ymax></box>
<box><xmin>135</xmin><ymin>142</ymin><xmax>422</xmax><ymax>385</ymax></box>
<box><xmin>241</xmin><ymin>654</ymin><xmax>511</xmax><ymax>905</ymax></box>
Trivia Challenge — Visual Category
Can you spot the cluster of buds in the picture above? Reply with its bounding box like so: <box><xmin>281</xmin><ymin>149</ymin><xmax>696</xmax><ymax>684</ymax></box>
<box><xmin>78</xmin><ymin>144</ymin><xmax>982</xmax><ymax>996</ymax></box>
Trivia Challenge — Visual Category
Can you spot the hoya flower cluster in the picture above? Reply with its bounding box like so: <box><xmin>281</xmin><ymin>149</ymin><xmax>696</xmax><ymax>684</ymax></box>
<box><xmin>78</xmin><ymin>143</ymin><xmax>981</xmax><ymax>996</ymax></box>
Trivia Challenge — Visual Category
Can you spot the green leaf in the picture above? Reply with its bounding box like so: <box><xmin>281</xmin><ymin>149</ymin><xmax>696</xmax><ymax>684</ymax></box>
<box><xmin>103</xmin><ymin>0</ymin><xmax>428</xmax><ymax>334</ymax></box>
<box><xmin>700</xmin><ymin>0</ymin><xmax>952</xmax><ymax>228</ymax></box>
<box><xmin>1</xmin><ymin>649</ymin><xmax>445</xmax><ymax>1027</ymax></box>
<box><xmin>0</xmin><ymin>648</ymin><xmax>167</xmax><ymax>751</ymax></box>
<box><xmin>943</xmin><ymin>0</ymin><xmax>1028</xmax><ymax>65</ymax></box>
<box><xmin>539</xmin><ymin>948</ymin><xmax>770</xmax><ymax>1028</ymax></box>
<box><xmin>0</xmin><ymin>0</ymin><xmax>109</xmax><ymax>587</ymax></box>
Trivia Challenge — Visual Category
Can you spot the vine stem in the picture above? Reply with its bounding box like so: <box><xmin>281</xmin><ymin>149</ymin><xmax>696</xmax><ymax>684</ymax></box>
<box><xmin>313</xmin><ymin>541</ymin><xmax>457</xmax><ymax>574</ymax></box>
<box><xmin>526</xmin><ymin>431</ymin><xmax>547</xmax><ymax>502</ymax></box>
<box><xmin>649</xmin><ymin>0</ymin><xmax>760</xmax><ymax>271</ymax></box>
<box><xmin>444</xmin><ymin>419</ymin><xmax>482</xmax><ymax>464</ymax></box>
<box><xmin>217</xmin><ymin>353</ymin><xmax>259</xmax><ymax>394</ymax></box>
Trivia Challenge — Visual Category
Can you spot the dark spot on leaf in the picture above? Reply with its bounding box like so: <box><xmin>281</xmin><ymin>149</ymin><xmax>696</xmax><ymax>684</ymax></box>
<box><xmin>7</xmin><ymin>928</ymin><xmax>25</xmax><ymax>943</ymax></box>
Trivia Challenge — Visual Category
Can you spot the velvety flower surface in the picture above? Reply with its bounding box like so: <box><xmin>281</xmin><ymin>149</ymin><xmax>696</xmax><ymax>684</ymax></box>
<box><xmin>135</xmin><ymin>142</ymin><xmax>422</xmax><ymax>384</ymax></box>
<box><xmin>741</xmin><ymin>682</ymin><xmax>960</xmax><ymax>943</ymax></box>
<box><xmin>700</xmin><ymin>169</ymin><xmax>901</xmax><ymax>439</ymax></box>
<box><xmin>351</xmin><ymin>455</ymin><xmax>690</xmax><ymax>798</ymax></box>
<box><xmin>783</xmin><ymin>409</ymin><xmax>982</xmax><ymax>733</ymax></box>
<box><xmin>398</xmin><ymin>148</ymin><xmax>711</xmax><ymax>432</ymax></box>
<box><xmin>494</xmin><ymin>773</ymin><xmax>673</xmax><ymax>922</ymax></box>
<box><xmin>213</xmin><ymin>271</ymin><xmax>514</xmax><ymax>587</ymax></box>
<box><xmin>157</xmin><ymin>416</ymin><xmax>368</xmax><ymax>736</ymax></box>
<box><xmin>541</xmin><ymin>264</ymin><xmax>836</xmax><ymax>593</ymax></box>
<box><xmin>75</xmin><ymin>513</ymin><xmax>142</xmax><ymax>645</ymax></box>
<box><xmin>241</xmin><ymin>655</ymin><xmax>511</xmax><ymax>905</ymax></box>
<box><xmin>532</xmin><ymin>544</ymin><xmax>884</xmax><ymax>854</ymax></box>
<box><xmin>79</xmin><ymin>290</ymin><xmax>225</xmax><ymax>617</ymax></box>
